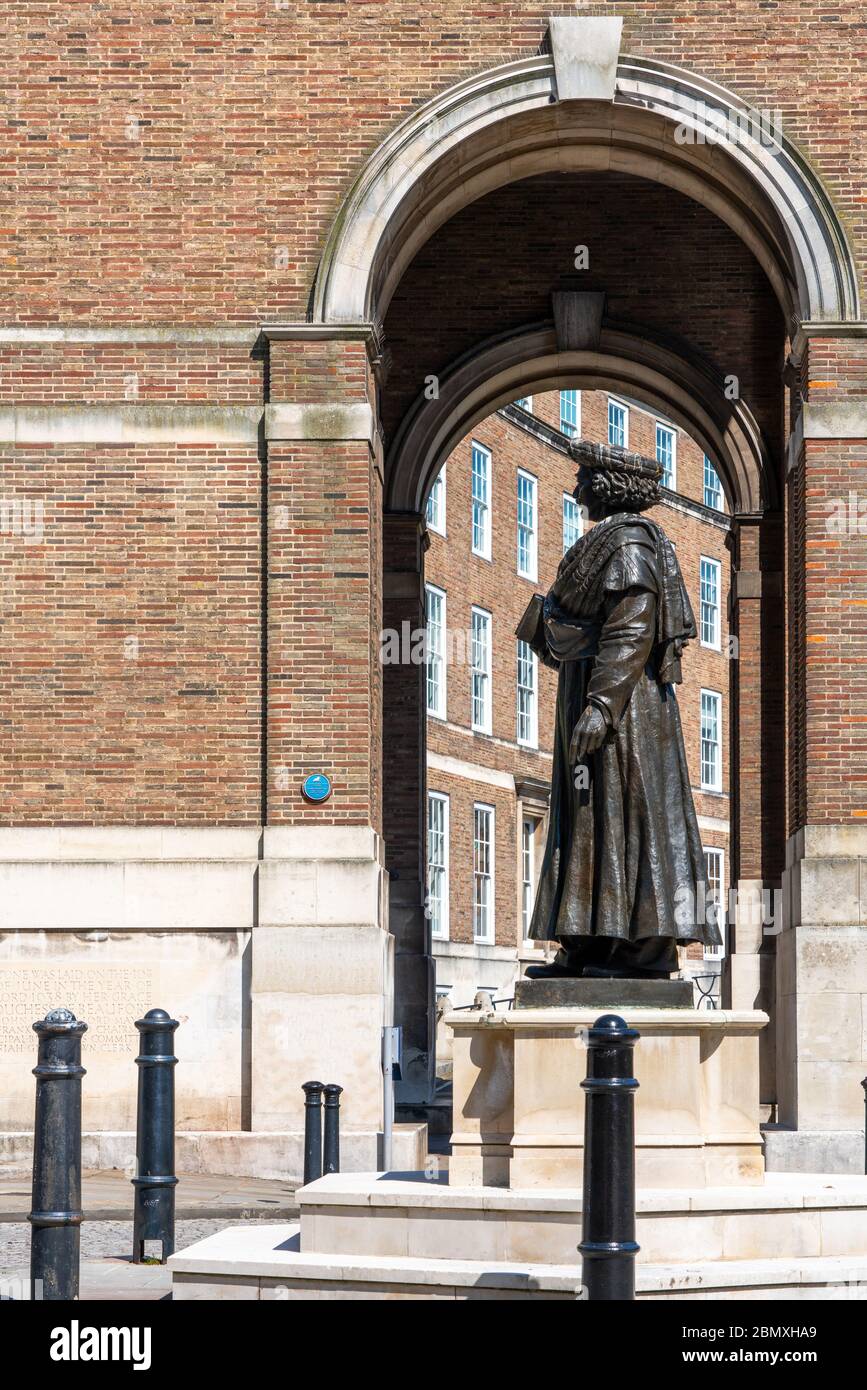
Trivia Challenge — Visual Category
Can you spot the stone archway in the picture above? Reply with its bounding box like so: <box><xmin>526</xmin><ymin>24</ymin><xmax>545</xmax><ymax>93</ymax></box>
<box><xmin>263</xmin><ymin>19</ymin><xmax>866</xmax><ymax>1156</ymax></box>
<box><xmin>312</xmin><ymin>31</ymin><xmax>858</xmax><ymax>329</ymax></box>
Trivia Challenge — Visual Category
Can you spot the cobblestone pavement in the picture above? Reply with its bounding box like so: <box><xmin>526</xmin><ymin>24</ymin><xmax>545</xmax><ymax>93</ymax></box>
<box><xmin>0</xmin><ymin>1216</ymin><xmax>254</xmax><ymax>1267</ymax></box>
<box><xmin>0</xmin><ymin>1218</ymin><xmax>260</xmax><ymax>1299</ymax></box>
<box><xmin>0</xmin><ymin>1170</ymin><xmax>300</xmax><ymax>1299</ymax></box>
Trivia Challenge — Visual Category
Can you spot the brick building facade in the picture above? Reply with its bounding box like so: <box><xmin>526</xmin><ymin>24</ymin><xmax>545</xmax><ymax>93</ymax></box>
<box><xmin>425</xmin><ymin>390</ymin><xmax>730</xmax><ymax>1013</ymax></box>
<box><xmin>1</xmin><ymin>10</ymin><xmax>866</xmax><ymax>1171</ymax></box>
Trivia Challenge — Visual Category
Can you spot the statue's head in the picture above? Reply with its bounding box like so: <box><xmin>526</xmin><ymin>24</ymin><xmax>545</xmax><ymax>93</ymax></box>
<box><xmin>568</xmin><ymin>439</ymin><xmax>662</xmax><ymax>522</ymax></box>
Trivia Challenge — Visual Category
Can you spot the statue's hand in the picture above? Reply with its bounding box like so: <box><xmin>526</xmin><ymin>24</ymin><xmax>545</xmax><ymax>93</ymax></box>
<box><xmin>570</xmin><ymin>706</ymin><xmax>608</xmax><ymax>763</ymax></box>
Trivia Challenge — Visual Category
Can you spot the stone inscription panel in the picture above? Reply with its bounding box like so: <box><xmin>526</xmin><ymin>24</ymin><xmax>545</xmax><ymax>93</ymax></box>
<box><xmin>4</xmin><ymin>966</ymin><xmax>156</xmax><ymax>1053</ymax></box>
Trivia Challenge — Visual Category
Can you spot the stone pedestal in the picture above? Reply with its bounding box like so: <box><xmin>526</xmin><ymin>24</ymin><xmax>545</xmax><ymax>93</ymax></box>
<box><xmin>447</xmin><ymin>1003</ymin><xmax>768</xmax><ymax>1189</ymax></box>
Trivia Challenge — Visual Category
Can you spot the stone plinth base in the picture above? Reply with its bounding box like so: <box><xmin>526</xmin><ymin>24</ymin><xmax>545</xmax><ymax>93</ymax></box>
<box><xmin>447</xmin><ymin>1005</ymin><xmax>769</xmax><ymax>1189</ymax></box>
<box><xmin>514</xmin><ymin>976</ymin><xmax>693</xmax><ymax>1009</ymax></box>
<box><xmin>169</xmin><ymin>1171</ymin><xmax>867</xmax><ymax>1300</ymax></box>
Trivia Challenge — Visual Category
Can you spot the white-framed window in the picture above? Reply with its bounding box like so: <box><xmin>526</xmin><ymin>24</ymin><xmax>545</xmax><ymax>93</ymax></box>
<box><xmin>607</xmin><ymin>398</ymin><xmax>628</xmax><ymax>448</ymax></box>
<box><xmin>470</xmin><ymin>606</ymin><xmax>492</xmax><ymax>734</ymax></box>
<box><xmin>473</xmin><ymin>803</ymin><xmax>495</xmax><ymax>941</ymax></box>
<box><xmin>516</xmin><ymin>470</ymin><xmax>538</xmax><ymax>580</ymax></box>
<box><xmin>521</xmin><ymin>817</ymin><xmax>538</xmax><ymax>938</ymax></box>
<box><xmin>699</xmin><ymin>556</ymin><xmax>721</xmax><ymax>649</ymax></box>
<box><xmin>471</xmin><ymin>441</ymin><xmax>491</xmax><ymax>559</ymax></box>
<box><xmin>425</xmin><ymin>583</ymin><xmax>446</xmax><ymax>719</ymax></box>
<box><xmin>702</xmin><ymin>846</ymin><xmax>726</xmax><ymax>958</ymax></box>
<box><xmin>655</xmin><ymin>423</ymin><xmax>676</xmax><ymax>489</ymax></box>
<box><xmin>426</xmin><ymin>467</ymin><xmax>446</xmax><ymax>535</ymax></box>
<box><xmin>562</xmin><ymin>492</ymin><xmax>583</xmax><ymax>553</ymax></box>
<box><xmin>516</xmin><ymin>640</ymin><xmax>538</xmax><ymax>748</ymax></box>
<box><xmin>700</xmin><ymin>689</ymin><xmax>723</xmax><ymax>792</ymax></box>
<box><xmin>703</xmin><ymin>455</ymin><xmax>724</xmax><ymax>511</ymax></box>
<box><xmin>513</xmin><ymin>395</ymin><xmax>533</xmax><ymax>412</ymax></box>
<box><xmin>427</xmin><ymin>792</ymin><xmax>449</xmax><ymax>940</ymax></box>
<box><xmin>560</xmin><ymin>389</ymin><xmax>580</xmax><ymax>438</ymax></box>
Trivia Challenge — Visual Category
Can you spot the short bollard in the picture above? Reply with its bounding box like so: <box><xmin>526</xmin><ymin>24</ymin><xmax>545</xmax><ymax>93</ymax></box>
<box><xmin>303</xmin><ymin>1081</ymin><xmax>325</xmax><ymax>1184</ymax></box>
<box><xmin>29</xmin><ymin>1007</ymin><xmax>87</xmax><ymax>1301</ymax></box>
<box><xmin>323</xmin><ymin>1083</ymin><xmax>343</xmax><ymax>1174</ymax></box>
<box><xmin>578</xmin><ymin>1013</ymin><xmax>640</xmax><ymax>1301</ymax></box>
<box><xmin>862</xmin><ymin>1077</ymin><xmax>867</xmax><ymax>1176</ymax></box>
<box><xmin>132</xmin><ymin>1008</ymin><xmax>179</xmax><ymax>1264</ymax></box>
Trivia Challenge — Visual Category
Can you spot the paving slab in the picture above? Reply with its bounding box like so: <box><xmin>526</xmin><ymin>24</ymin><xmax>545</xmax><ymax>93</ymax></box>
<box><xmin>0</xmin><ymin>1169</ymin><xmax>298</xmax><ymax>1222</ymax></box>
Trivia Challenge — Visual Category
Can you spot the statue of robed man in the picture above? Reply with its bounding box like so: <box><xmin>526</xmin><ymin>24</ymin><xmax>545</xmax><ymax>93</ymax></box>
<box><xmin>518</xmin><ymin>438</ymin><xmax>722</xmax><ymax>979</ymax></box>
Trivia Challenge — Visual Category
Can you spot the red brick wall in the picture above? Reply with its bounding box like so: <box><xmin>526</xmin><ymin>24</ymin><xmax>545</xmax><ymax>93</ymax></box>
<box><xmin>4</xmin><ymin>5</ymin><xmax>865</xmax><ymax>324</ymax></box>
<box><xmin>0</xmin><ymin>442</ymin><xmax>262</xmax><ymax>822</ymax></box>
<box><xmin>784</xmin><ymin>337</ymin><xmax>867</xmax><ymax>832</ymax></box>
<box><xmin>1</xmin><ymin>7</ymin><xmax>864</xmax><ymax>842</ymax></box>
<box><xmin>0</xmin><ymin>343</ymin><xmax>262</xmax><ymax>403</ymax></box>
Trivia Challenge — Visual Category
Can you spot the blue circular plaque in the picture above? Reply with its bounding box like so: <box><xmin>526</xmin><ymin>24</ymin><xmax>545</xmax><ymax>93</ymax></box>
<box><xmin>302</xmin><ymin>773</ymin><xmax>332</xmax><ymax>804</ymax></box>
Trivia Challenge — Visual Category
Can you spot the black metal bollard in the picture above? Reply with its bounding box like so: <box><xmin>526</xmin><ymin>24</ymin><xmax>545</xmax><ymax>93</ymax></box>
<box><xmin>862</xmin><ymin>1077</ymin><xmax>867</xmax><ymax>1176</ymax></box>
<box><xmin>578</xmin><ymin>1013</ymin><xmax>640</xmax><ymax>1301</ymax></box>
<box><xmin>29</xmin><ymin>1007</ymin><xmax>87</xmax><ymax>1301</ymax></box>
<box><xmin>302</xmin><ymin>1081</ymin><xmax>325</xmax><ymax>1184</ymax></box>
<box><xmin>323</xmin><ymin>1083</ymin><xmax>343</xmax><ymax>1174</ymax></box>
<box><xmin>132</xmin><ymin>1008</ymin><xmax>179</xmax><ymax>1264</ymax></box>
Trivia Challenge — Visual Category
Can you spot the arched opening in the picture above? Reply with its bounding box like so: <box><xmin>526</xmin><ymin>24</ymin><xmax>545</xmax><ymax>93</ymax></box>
<box><xmin>374</xmin><ymin>173</ymin><xmax>788</xmax><ymax>1112</ymax></box>
<box><xmin>301</xmin><ymin>36</ymin><xmax>858</xmax><ymax>1138</ymax></box>
<box><xmin>386</xmin><ymin>322</ymin><xmax>774</xmax><ymax>516</ymax></box>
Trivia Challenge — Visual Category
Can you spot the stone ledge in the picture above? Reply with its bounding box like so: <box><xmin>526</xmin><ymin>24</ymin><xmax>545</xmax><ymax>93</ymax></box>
<box><xmin>445</xmin><ymin>1006</ymin><xmax>768</xmax><ymax>1033</ymax></box>
<box><xmin>639</xmin><ymin>1254</ymin><xmax>867</xmax><ymax>1297</ymax></box>
<box><xmin>262</xmin><ymin>825</ymin><xmax>381</xmax><ymax>863</ymax></box>
<box><xmin>264</xmin><ymin>401</ymin><xmax>374</xmax><ymax>443</ymax></box>
<box><xmin>296</xmin><ymin>1170</ymin><xmax>867</xmax><ymax>1215</ymax></box>
<box><xmin>0</xmin><ymin>826</ymin><xmax>261</xmax><ymax>861</ymax></box>
<box><xmin>0</xmin><ymin>403</ymin><xmax>262</xmax><ymax>445</ymax></box>
<box><xmin>0</xmin><ymin>1128</ymin><xmax>427</xmax><ymax>1183</ymax></box>
<box><xmin>802</xmin><ymin>400</ymin><xmax>867</xmax><ymax>439</ymax></box>
<box><xmin>764</xmin><ymin>1128</ymin><xmax>866</xmax><ymax>1176</ymax></box>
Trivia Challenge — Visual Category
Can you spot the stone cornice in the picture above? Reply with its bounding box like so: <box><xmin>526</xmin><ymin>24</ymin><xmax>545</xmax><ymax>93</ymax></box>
<box><xmin>790</xmin><ymin>319</ymin><xmax>867</xmax><ymax>363</ymax></box>
<box><xmin>0</xmin><ymin>324</ymin><xmax>259</xmax><ymax>347</ymax></box>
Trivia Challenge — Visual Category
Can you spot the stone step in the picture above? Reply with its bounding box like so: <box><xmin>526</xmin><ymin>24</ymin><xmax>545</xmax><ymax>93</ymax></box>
<box><xmin>170</xmin><ymin>1224</ymin><xmax>579</xmax><ymax>1300</ymax></box>
<box><xmin>640</xmin><ymin>1256</ymin><xmax>867</xmax><ymax>1301</ymax></box>
<box><xmin>169</xmin><ymin>1223</ymin><xmax>867</xmax><ymax>1301</ymax></box>
<box><xmin>298</xmin><ymin>1170</ymin><xmax>867</xmax><ymax>1266</ymax></box>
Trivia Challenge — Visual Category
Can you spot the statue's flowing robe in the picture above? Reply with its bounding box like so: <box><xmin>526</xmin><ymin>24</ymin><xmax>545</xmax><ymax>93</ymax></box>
<box><xmin>526</xmin><ymin>512</ymin><xmax>721</xmax><ymax>948</ymax></box>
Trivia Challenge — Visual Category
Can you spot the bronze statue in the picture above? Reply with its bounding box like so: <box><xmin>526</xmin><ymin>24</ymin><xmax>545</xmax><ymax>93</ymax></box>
<box><xmin>518</xmin><ymin>439</ymin><xmax>721</xmax><ymax>979</ymax></box>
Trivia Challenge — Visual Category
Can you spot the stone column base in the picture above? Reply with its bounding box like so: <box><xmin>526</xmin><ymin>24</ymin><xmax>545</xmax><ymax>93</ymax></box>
<box><xmin>253</xmin><ymin>826</ymin><xmax>393</xmax><ymax>1133</ymax></box>
<box><xmin>778</xmin><ymin>825</ymin><xmax>867</xmax><ymax>1132</ymax></box>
